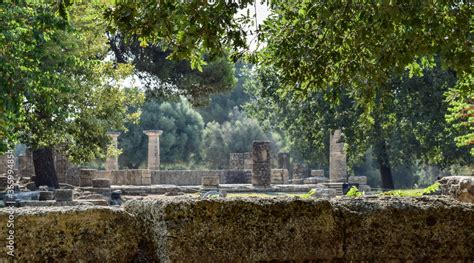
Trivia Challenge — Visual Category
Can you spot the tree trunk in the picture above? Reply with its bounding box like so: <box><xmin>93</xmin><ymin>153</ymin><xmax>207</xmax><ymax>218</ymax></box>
<box><xmin>33</xmin><ymin>147</ymin><xmax>59</xmax><ymax>189</ymax></box>
<box><xmin>376</xmin><ymin>141</ymin><xmax>395</xmax><ymax>190</ymax></box>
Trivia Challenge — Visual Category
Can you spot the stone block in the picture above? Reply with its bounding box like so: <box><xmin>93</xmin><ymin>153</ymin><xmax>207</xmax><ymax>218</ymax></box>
<box><xmin>202</xmin><ymin>176</ymin><xmax>220</xmax><ymax>187</ymax></box>
<box><xmin>439</xmin><ymin>176</ymin><xmax>474</xmax><ymax>203</ymax></box>
<box><xmin>92</xmin><ymin>178</ymin><xmax>111</xmax><ymax>188</ymax></box>
<box><xmin>348</xmin><ymin>176</ymin><xmax>368</xmax><ymax>185</ymax></box>
<box><xmin>304</xmin><ymin>176</ymin><xmax>329</xmax><ymax>184</ymax></box>
<box><xmin>229</xmin><ymin>153</ymin><xmax>245</xmax><ymax>170</ymax></box>
<box><xmin>271</xmin><ymin>169</ymin><xmax>289</xmax><ymax>184</ymax></box>
<box><xmin>311</xmin><ymin>170</ymin><xmax>324</xmax><ymax>177</ymax></box>
<box><xmin>79</xmin><ymin>169</ymin><xmax>96</xmax><ymax>187</ymax></box>
<box><xmin>252</xmin><ymin>162</ymin><xmax>271</xmax><ymax>187</ymax></box>
<box><xmin>54</xmin><ymin>189</ymin><xmax>73</xmax><ymax>201</ymax></box>
<box><xmin>224</xmin><ymin>170</ymin><xmax>251</xmax><ymax>184</ymax></box>
<box><xmin>313</xmin><ymin>188</ymin><xmax>337</xmax><ymax>198</ymax></box>
<box><xmin>329</xmin><ymin>153</ymin><xmax>347</xmax><ymax>182</ymax></box>
<box><xmin>39</xmin><ymin>191</ymin><xmax>54</xmax><ymax>201</ymax></box>
<box><xmin>89</xmin><ymin>188</ymin><xmax>112</xmax><ymax>200</ymax></box>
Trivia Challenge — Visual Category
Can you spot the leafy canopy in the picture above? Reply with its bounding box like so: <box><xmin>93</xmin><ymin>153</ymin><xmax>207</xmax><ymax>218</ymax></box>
<box><xmin>0</xmin><ymin>2</ymin><xmax>143</xmax><ymax>161</ymax></box>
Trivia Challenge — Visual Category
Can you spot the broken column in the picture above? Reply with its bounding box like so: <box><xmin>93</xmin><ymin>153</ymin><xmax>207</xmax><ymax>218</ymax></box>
<box><xmin>105</xmin><ymin>132</ymin><xmax>120</xmax><ymax>171</ymax></box>
<box><xmin>143</xmin><ymin>130</ymin><xmax>163</xmax><ymax>170</ymax></box>
<box><xmin>329</xmin><ymin>130</ymin><xmax>347</xmax><ymax>182</ymax></box>
<box><xmin>326</xmin><ymin>129</ymin><xmax>347</xmax><ymax>195</ymax></box>
<box><xmin>252</xmin><ymin>141</ymin><xmax>271</xmax><ymax>187</ymax></box>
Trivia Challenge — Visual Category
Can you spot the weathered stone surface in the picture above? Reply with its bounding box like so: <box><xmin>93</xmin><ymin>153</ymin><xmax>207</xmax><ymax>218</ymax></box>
<box><xmin>252</xmin><ymin>162</ymin><xmax>271</xmax><ymax>187</ymax></box>
<box><xmin>271</xmin><ymin>169</ymin><xmax>289</xmax><ymax>184</ymax></box>
<box><xmin>439</xmin><ymin>176</ymin><xmax>474</xmax><ymax>203</ymax></box>
<box><xmin>311</xmin><ymin>169</ymin><xmax>324</xmax><ymax>177</ymax></box>
<box><xmin>348</xmin><ymin>176</ymin><xmax>368</xmax><ymax>185</ymax></box>
<box><xmin>229</xmin><ymin>153</ymin><xmax>245</xmax><ymax>170</ymax></box>
<box><xmin>0</xmin><ymin>206</ymin><xmax>139</xmax><ymax>262</ymax></box>
<box><xmin>79</xmin><ymin>169</ymin><xmax>95</xmax><ymax>187</ymax></box>
<box><xmin>0</xmin><ymin>196</ymin><xmax>472</xmax><ymax>261</ymax></box>
<box><xmin>201</xmin><ymin>176</ymin><xmax>219</xmax><ymax>187</ymax></box>
<box><xmin>124</xmin><ymin>197</ymin><xmax>342</xmax><ymax>262</ymax></box>
<box><xmin>143</xmin><ymin>130</ymin><xmax>163</xmax><ymax>170</ymax></box>
<box><xmin>223</xmin><ymin>170</ymin><xmax>252</xmax><ymax>184</ymax></box>
<box><xmin>39</xmin><ymin>191</ymin><xmax>54</xmax><ymax>201</ymax></box>
<box><xmin>329</xmin><ymin>129</ymin><xmax>347</xmax><ymax>182</ymax></box>
<box><xmin>313</xmin><ymin>188</ymin><xmax>337</xmax><ymax>198</ymax></box>
<box><xmin>338</xmin><ymin>196</ymin><xmax>474</xmax><ymax>261</ymax></box>
<box><xmin>92</xmin><ymin>178</ymin><xmax>111</xmax><ymax>188</ymax></box>
<box><xmin>304</xmin><ymin>176</ymin><xmax>329</xmax><ymax>184</ymax></box>
<box><xmin>123</xmin><ymin>196</ymin><xmax>474</xmax><ymax>262</ymax></box>
<box><xmin>292</xmin><ymin>163</ymin><xmax>309</xmax><ymax>180</ymax></box>
<box><xmin>54</xmin><ymin>189</ymin><xmax>73</xmax><ymax>201</ymax></box>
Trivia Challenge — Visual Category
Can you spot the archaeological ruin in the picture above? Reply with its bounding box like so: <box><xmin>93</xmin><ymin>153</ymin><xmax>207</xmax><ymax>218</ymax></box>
<box><xmin>0</xmin><ymin>129</ymin><xmax>473</xmax><ymax>261</ymax></box>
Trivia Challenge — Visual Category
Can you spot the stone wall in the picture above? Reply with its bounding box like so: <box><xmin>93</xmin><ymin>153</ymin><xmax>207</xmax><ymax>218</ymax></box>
<box><xmin>151</xmin><ymin>170</ymin><xmax>251</xmax><ymax>185</ymax></box>
<box><xmin>126</xmin><ymin>196</ymin><xmax>474</xmax><ymax>262</ymax></box>
<box><xmin>0</xmin><ymin>196</ymin><xmax>472</xmax><ymax>261</ymax></box>
<box><xmin>0</xmin><ymin>206</ymin><xmax>139</xmax><ymax>262</ymax></box>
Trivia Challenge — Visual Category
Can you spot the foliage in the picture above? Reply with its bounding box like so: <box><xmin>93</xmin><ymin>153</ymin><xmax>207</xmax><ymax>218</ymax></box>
<box><xmin>0</xmin><ymin>2</ymin><xmax>143</xmax><ymax>161</ymax></box>
<box><xmin>422</xmin><ymin>182</ymin><xmax>441</xmax><ymax>195</ymax></box>
<box><xmin>105</xmin><ymin>0</ymin><xmax>256</xmax><ymax>69</ymax></box>
<box><xmin>381</xmin><ymin>182</ymin><xmax>440</xmax><ymax>197</ymax></box>
<box><xmin>301</xmin><ymin>188</ymin><xmax>317</xmax><ymax>199</ymax></box>
<box><xmin>346</xmin><ymin>186</ymin><xmax>364</xmax><ymax>197</ymax></box>
<box><xmin>108</xmin><ymin>33</ymin><xmax>237</xmax><ymax>106</ymax></box>
<box><xmin>258</xmin><ymin>1</ymin><xmax>471</xmax><ymax>114</ymax></box>
<box><xmin>198</xmin><ymin>62</ymin><xmax>251</xmax><ymax>123</ymax></box>
<box><xmin>445</xmin><ymin>72</ymin><xmax>474</xmax><ymax>156</ymax></box>
<box><xmin>119</xmin><ymin>98</ymin><xmax>204</xmax><ymax>169</ymax></box>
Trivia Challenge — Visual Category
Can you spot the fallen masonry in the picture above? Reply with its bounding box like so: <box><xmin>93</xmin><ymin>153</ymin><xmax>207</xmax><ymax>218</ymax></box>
<box><xmin>0</xmin><ymin>196</ymin><xmax>472</xmax><ymax>262</ymax></box>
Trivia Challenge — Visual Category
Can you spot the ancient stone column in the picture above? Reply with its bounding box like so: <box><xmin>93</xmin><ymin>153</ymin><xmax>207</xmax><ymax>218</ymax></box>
<box><xmin>105</xmin><ymin>132</ymin><xmax>120</xmax><ymax>171</ymax></box>
<box><xmin>143</xmin><ymin>130</ymin><xmax>163</xmax><ymax>170</ymax></box>
<box><xmin>329</xmin><ymin>129</ymin><xmax>347</xmax><ymax>182</ymax></box>
<box><xmin>252</xmin><ymin>141</ymin><xmax>271</xmax><ymax>187</ymax></box>
<box><xmin>277</xmin><ymin>152</ymin><xmax>290</xmax><ymax>169</ymax></box>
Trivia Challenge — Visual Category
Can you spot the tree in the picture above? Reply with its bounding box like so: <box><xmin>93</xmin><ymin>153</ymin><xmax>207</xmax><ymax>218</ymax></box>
<box><xmin>107</xmin><ymin>34</ymin><xmax>237</xmax><ymax>106</ymax></box>
<box><xmin>1</xmin><ymin>2</ymin><xmax>143</xmax><ymax>187</ymax></box>
<box><xmin>246</xmin><ymin>64</ymin><xmax>472</xmax><ymax>189</ymax></box>
<box><xmin>104</xmin><ymin>1</ymin><xmax>255</xmax><ymax>69</ymax></box>
<box><xmin>106</xmin><ymin>1</ymin><xmax>472</xmax><ymax>154</ymax></box>
<box><xmin>119</xmin><ymin>98</ymin><xmax>204</xmax><ymax>169</ymax></box>
<box><xmin>198</xmin><ymin>62</ymin><xmax>251</xmax><ymax>123</ymax></box>
<box><xmin>257</xmin><ymin>1</ymin><xmax>472</xmax><ymax>155</ymax></box>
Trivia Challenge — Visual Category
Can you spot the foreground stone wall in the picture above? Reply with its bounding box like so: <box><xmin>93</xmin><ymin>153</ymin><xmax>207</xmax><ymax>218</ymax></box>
<box><xmin>0</xmin><ymin>197</ymin><xmax>473</xmax><ymax>262</ymax></box>
<box><xmin>0</xmin><ymin>206</ymin><xmax>139</xmax><ymax>262</ymax></box>
<box><xmin>124</xmin><ymin>196</ymin><xmax>474</xmax><ymax>262</ymax></box>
